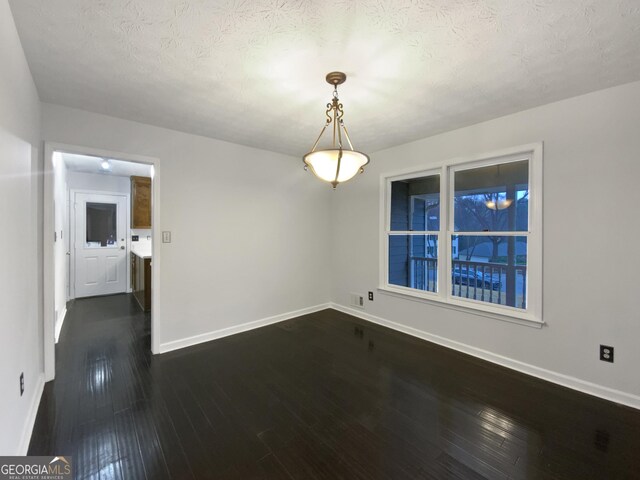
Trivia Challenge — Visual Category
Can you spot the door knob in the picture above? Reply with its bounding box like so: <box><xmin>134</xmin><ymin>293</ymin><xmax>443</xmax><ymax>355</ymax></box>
<box><xmin>120</xmin><ymin>246</ymin><xmax>125</xmax><ymax>250</ymax></box>
<box><xmin>66</xmin><ymin>252</ymin><xmax>71</xmax><ymax>256</ymax></box>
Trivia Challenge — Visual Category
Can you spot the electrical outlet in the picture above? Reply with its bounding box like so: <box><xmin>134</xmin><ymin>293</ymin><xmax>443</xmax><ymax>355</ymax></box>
<box><xmin>368</xmin><ymin>291</ymin><xmax>374</xmax><ymax>301</ymax></box>
<box><xmin>600</xmin><ymin>345</ymin><xmax>614</xmax><ymax>363</ymax></box>
<box><xmin>162</xmin><ymin>231</ymin><xmax>171</xmax><ymax>243</ymax></box>
<box><xmin>19</xmin><ymin>372</ymin><xmax>24</xmax><ymax>396</ymax></box>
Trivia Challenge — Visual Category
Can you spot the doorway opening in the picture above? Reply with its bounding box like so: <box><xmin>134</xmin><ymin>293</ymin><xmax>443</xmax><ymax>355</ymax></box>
<box><xmin>44</xmin><ymin>143</ymin><xmax>160</xmax><ymax>382</ymax></box>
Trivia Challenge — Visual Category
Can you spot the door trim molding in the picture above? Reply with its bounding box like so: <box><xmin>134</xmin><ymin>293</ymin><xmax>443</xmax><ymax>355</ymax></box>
<box><xmin>44</xmin><ymin>142</ymin><xmax>161</xmax><ymax>382</ymax></box>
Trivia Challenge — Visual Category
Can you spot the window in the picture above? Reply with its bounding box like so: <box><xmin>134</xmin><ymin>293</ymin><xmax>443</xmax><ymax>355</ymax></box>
<box><xmin>388</xmin><ymin>173</ymin><xmax>440</xmax><ymax>293</ymax></box>
<box><xmin>382</xmin><ymin>144</ymin><xmax>542</xmax><ymax>325</ymax></box>
<box><xmin>452</xmin><ymin>160</ymin><xmax>529</xmax><ymax>309</ymax></box>
<box><xmin>86</xmin><ymin>202</ymin><xmax>117</xmax><ymax>248</ymax></box>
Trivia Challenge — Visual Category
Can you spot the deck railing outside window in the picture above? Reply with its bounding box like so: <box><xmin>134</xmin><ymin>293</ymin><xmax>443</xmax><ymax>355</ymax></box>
<box><xmin>409</xmin><ymin>257</ymin><xmax>527</xmax><ymax>309</ymax></box>
<box><xmin>409</xmin><ymin>256</ymin><xmax>438</xmax><ymax>293</ymax></box>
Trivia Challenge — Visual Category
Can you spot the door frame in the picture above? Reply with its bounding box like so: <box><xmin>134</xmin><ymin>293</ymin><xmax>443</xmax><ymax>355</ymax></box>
<box><xmin>70</xmin><ymin>190</ymin><xmax>129</xmax><ymax>300</ymax></box>
<box><xmin>44</xmin><ymin>142</ymin><xmax>162</xmax><ymax>382</ymax></box>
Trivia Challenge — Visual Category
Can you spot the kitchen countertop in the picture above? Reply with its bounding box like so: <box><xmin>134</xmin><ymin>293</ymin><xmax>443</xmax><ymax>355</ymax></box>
<box><xmin>131</xmin><ymin>243</ymin><xmax>152</xmax><ymax>259</ymax></box>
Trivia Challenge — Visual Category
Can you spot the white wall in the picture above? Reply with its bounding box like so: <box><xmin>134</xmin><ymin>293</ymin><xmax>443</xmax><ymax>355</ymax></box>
<box><xmin>42</xmin><ymin>104</ymin><xmax>332</xmax><ymax>350</ymax></box>
<box><xmin>0</xmin><ymin>0</ymin><xmax>43</xmax><ymax>455</ymax></box>
<box><xmin>330</xmin><ymin>80</ymin><xmax>640</xmax><ymax>407</ymax></box>
<box><xmin>130</xmin><ymin>228</ymin><xmax>152</xmax><ymax>250</ymax></box>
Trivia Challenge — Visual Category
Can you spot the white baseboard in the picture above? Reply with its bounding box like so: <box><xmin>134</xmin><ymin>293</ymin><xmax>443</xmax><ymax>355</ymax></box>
<box><xmin>330</xmin><ymin>303</ymin><xmax>640</xmax><ymax>411</ymax></box>
<box><xmin>18</xmin><ymin>373</ymin><xmax>45</xmax><ymax>455</ymax></box>
<box><xmin>159</xmin><ymin>303</ymin><xmax>331</xmax><ymax>354</ymax></box>
<box><xmin>54</xmin><ymin>306</ymin><xmax>67</xmax><ymax>343</ymax></box>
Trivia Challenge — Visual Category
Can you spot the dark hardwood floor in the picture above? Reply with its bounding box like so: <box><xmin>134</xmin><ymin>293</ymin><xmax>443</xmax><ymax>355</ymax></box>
<box><xmin>29</xmin><ymin>294</ymin><xmax>640</xmax><ymax>479</ymax></box>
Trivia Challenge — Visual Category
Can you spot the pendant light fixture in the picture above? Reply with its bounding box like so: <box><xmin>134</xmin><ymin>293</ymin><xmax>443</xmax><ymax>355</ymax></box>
<box><xmin>303</xmin><ymin>72</ymin><xmax>369</xmax><ymax>189</ymax></box>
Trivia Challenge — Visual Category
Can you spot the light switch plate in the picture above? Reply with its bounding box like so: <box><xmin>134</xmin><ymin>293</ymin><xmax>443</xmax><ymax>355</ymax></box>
<box><xmin>162</xmin><ymin>231</ymin><xmax>171</xmax><ymax>243</ymax></box>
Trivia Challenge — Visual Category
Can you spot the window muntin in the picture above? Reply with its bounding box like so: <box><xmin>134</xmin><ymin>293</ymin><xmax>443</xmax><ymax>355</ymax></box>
<box><xmin>382</xmin><ymin>146</ymin><xmax>541</xmax><ymax>323</ymax></box>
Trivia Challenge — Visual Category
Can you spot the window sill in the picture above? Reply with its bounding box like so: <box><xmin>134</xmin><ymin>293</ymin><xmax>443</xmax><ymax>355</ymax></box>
<box><xmin>377</xmin><ymin>285</ymin><xmax>544</xmax><ymax>329</ymax></box>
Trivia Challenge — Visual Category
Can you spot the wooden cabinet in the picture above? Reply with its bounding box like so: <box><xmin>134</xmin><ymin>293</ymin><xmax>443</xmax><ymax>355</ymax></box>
<box><xmin>131</xmin><ymin>176</ymin><xmax>152</xmax><ymax>228</ymax></box>
<box><xmin>131</xmin><ymin>253</ymin><xmax>151</xmax><ymax>312</ymax></box>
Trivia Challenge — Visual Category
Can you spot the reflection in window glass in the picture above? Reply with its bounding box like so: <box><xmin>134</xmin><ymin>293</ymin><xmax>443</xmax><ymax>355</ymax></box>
<box><xmin>454</xmin><ymin>160</ymin><xmax>528</xmax><ymax>232</ymax></box>
<box><xmin>451</xmin><ymin>235</ymin><xmax>527</xmax><ymax>309</ymax></box>
<box><xmin>86</xmin><ymin>203</ymin><xmax>117</xmax><ymax>247</ymax></box>
<box><xmin>389</xmin><ymin>235</ymin><xmax>438</xmax><ymax>292</ymax></box>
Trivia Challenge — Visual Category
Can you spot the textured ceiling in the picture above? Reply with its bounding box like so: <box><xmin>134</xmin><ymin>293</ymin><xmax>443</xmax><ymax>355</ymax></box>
<box><xmin>10</xmin><ymin>0</ymin><xmax>640</xmax><ymax>156</ymax></box>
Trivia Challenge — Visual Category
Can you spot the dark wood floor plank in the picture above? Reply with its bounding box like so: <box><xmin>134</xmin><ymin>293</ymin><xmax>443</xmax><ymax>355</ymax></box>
<box><xmin>130</xmin><ymin>400</ymin><xmax>173</xmax><ymax>480</ymax></box>
<box><xmin>28</xmin><ymin>295</ymin><xmax>640</xmax><ymax>479</ymax></box>
<box><xmin>257</xmin><ymin>453</ymin><xmax>294</xmax><ymax>479</ymax></box>
<box><xmin>310</xmin><ymin>415</ymin><xmax>416</xmax><ymax>480</ymax></box>
<box><xmin>142</xmin><ymin>398</ymin><xmax>196</xmax><ymax>480</ymax></box>
<box><xmin>73</xmin><ymin>420</ymin><xmax>100</xmax><ymax>480</ymax></box>
<box><xmin>154</xmin><ymin>378</ymin><xmax>221</xmax><ymax>479</ymax></box>
<box><xmin>95</xmin><ymin>417</ymin><xmax>123</xmax><ymax>480</ymax></box>
<box><xmin>113</xmin><ymin>408</ymin><xmax>148</xmax><ymax>480</ymax></box>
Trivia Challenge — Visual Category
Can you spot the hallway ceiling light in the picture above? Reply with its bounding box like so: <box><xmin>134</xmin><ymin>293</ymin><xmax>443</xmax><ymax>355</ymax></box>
<box><xmin>303</xmin><ymin>72</ymin><xmax>369</xmax><ymax>189</ymax></box>
<box><xmin>100</xmin><ymin>159</ymin><xmax>111</xmax><ymax>171</ymax></box>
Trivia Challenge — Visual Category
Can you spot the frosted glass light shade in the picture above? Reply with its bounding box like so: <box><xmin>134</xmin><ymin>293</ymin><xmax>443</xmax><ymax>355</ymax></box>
<box><xmin>303</xmin><ymin>149</ymin><xmax>369</xmax><ymax>186</ymax></box>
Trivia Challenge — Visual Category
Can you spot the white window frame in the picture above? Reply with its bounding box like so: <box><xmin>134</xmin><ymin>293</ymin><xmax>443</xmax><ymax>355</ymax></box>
<box><xmin>379</xmin><ymin>143</ymin><xmax>543</xmax><ymax>328</ymax></box>
<box><xmin>386</xmin><ymin>167</ymin><xmax>442</xmax><ymax>295</ymax></box>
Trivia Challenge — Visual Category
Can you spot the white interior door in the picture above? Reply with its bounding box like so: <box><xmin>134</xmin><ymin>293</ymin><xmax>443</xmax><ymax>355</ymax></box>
<box><xmin>74</xmin><ymin>192</ymin><xmax>127</xmax><ymax>298</ymax></box>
